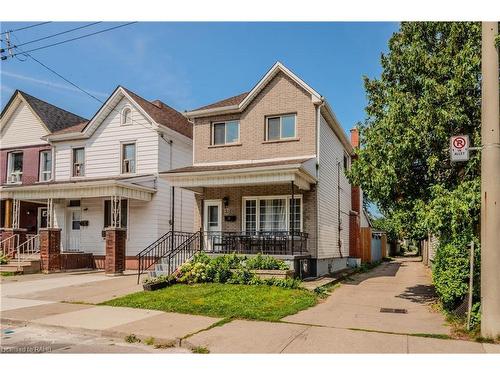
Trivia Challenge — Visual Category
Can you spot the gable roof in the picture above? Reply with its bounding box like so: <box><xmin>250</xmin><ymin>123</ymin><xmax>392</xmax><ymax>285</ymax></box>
<box><xmin>47</xmin><ymin>86</ymin><xmax>192</xmax><ymax>140</ymax></box>
<box><xmin>0</xmin><ymin>90</ymin><xmax>88</xmax><ymax>133</ymax></box>
<box><xmin>122</xmin><ymin>88</ymin><xmax>192</xmax><ymax>139</ymax></box>
<box><xmin>186</xmin><ymin>62</ymin><xmax>322</xmax><ymax>117</ymax></box>
<box><xmin>193</xmin><ymin>92</ymin><xmax>249</xmax><ymax>111</ymax></box>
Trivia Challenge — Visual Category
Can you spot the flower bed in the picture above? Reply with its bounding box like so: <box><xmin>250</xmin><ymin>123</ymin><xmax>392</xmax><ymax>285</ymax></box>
<box><xmin>143</xmin><ymin>252</ymin><xmax>300</xmax><ymax>291</ymax></box>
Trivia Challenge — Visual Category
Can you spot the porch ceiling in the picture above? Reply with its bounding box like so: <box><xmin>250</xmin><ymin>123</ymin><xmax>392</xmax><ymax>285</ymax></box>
<box><xmin>0</xmin><ymin>178</ymin><xmax>156</xmax><ymax>201</ymax></box>
<box><xmin>161</xmin><ymin>160</ymin><xmax>317</xmax><ymax>192</ymax></box>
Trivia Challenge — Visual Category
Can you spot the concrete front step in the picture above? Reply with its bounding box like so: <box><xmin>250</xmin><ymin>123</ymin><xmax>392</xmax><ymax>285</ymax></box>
<box><xmin>0</xmin><ymin>259</ymin><xmax>41</xmax><ymax>274</ymax></box>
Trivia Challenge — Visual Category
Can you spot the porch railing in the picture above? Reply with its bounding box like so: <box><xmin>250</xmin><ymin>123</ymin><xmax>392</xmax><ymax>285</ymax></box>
<box><xmin>202</xmin><ymin>231</ymin><xmax>308</xmax><ymax>256</ymax></box>
<box><xmin>14</xmin><ymin>234</ymin><xmax>40</xmax><ymax>271</ymax></box>
<box><xmin>0</xmin><ymin>234</ymin><xmax>19</xmax><ymax>258</ymax></box>
<box><xmin>136</xmin><ymin>231</ymin><xmax>194</xmax><ymax>283</ymax></box>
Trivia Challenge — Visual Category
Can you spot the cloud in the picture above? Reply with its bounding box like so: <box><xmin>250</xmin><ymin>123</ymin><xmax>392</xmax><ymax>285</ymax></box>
<box><xmin>1</xmin><ymin>70</ymin><xmax>108</xmax><ymax>98</ymax></box>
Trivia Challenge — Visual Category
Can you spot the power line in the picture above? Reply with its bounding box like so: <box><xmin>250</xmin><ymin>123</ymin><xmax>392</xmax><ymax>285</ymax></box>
<box><xmin>0</xmin><ymin>21</ymin><xmax>52</xmax><ymax>36</ymax></box>
<box><xmin>6</xmin><ymin>22</ymin><xmax>137</xmax><ymax>58</ymax></box>
<box><xmin>13</xmin><ymin>22</ymin><xmax>103</xmax><ymax>48</ymax></box>
<box><xmin>10</xmin><ymin>37</ymin><xmax>170</xmax><ymax>140</ymax></box>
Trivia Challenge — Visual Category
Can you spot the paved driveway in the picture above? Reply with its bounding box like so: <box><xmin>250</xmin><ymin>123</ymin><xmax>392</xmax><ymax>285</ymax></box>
<box><xmin>1</xmin><ymin>271</ymin><xmax>142</xmax><ymax>312</ymax></box>
<box><xmin>284</xmin><ymin>256</ymin><xmax>449</xmax><ymax>335</ymax></box>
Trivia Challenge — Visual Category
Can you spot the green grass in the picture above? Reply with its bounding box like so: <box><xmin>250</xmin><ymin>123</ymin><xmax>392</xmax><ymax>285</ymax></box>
<box><xmin>101</xmin><ymin>283</ymin><xmax>317</xmax><ymax>321</ymax></box>
<box><xmin>1</xmin><ymin>272</ymin><xmax>16</xmax><ymax>277</ymax></box>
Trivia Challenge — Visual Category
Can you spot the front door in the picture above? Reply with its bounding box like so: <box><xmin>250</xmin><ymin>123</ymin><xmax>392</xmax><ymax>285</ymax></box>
<box><xmin>203</xmin><ymin>200</ymin><xmax>222</xmax><ymax>251</ymax></box>
<box><xmin>37</xmin><ymin>207</ymin><xmax>48</xmax><ymax>232</ymax></box>
<box><xmin>66</xmin><ymin>207</ymin><xmax>81</xmax><ymax>251</ymax></box>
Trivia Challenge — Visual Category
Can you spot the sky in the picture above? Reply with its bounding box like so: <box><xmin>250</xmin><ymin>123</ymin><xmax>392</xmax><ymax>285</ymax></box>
<box><xmin>0</xmin><ymin>22</ymin><xmax>398</xmax><ymax>133</ymax></box>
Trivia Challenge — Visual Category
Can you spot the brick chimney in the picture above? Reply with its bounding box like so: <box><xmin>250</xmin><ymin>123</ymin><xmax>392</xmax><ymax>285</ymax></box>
<box><xmin>349</xmin><ymin>127</ymin><xmax>361</xmax><ymax>258</ymax></box>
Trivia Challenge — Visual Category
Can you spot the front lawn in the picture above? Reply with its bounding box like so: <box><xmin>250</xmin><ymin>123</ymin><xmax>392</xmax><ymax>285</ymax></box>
<box><xmin>101</xmin><ymin>283</ymin><xmax>317</xmax><ymax>321</ymax></box>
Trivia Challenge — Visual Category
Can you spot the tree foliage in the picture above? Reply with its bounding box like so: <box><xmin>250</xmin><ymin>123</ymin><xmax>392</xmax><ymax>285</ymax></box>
<box><xmin>348</xmin><ymin>22</ymin><xmax>482</xmax><ymax>311</ymax></box>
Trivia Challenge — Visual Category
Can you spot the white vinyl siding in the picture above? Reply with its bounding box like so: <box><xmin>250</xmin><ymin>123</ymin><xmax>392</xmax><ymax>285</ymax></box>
<box><xmin>317</xmin><ymin>114</ymin><xmax>351</xmax><ymax>259</ymax></box>
<box><xmin>0</xmin><ymin>101</ymin><xmax>49</xmax><ymax>148</ymax></box>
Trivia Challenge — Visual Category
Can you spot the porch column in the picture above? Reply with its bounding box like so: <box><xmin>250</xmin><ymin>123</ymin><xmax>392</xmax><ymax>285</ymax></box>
<box><xmin>12</xmin><ymin>199</ymin><xmax>20</xmax><ymax>229</ymax></box>
<box><xmin>291</xmin><ymin>181</ymin><xmax>295</xmax><ymax>252</ymax></box>
<box><xmin>105</xmin><ymin>196</ymin><xmax>126</xmax><ymax>276</ymax></box>
<box><xmin>4</xmin><ymin>199</ymin><xmax>12</xmax><ymax>228</ymax></box>
<box><xmin>46</xmin><ymin>198</ymin><xmax>54</xmax><ymax>228</ymax></box>
<box><xmin>39</xmin><ymin>228</ymin><xmax>62</xmax><ymax>273</ymax></box>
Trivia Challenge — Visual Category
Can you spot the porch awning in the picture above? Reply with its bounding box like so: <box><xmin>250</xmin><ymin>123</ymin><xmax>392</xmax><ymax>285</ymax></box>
<box><xmin>0</xmin><ymin>175</ymin><xmax>156</xmax><ymax>201</ymax></box>
<box><xmin>160</xmin><ymin>158</ymin><xmax>317</xmax><ymax>192</ymax></box>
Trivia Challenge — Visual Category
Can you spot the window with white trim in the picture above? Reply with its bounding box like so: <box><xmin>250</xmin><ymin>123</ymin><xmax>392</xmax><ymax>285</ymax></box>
<box><xmin>266</xmin><ymin>114</ymin><xmax>296</xmax><ymax>141</ymax></box>
<box><xmin>212</xmin><ymin>120</ymin><xmax>240</xmax><ymax>145</ymax></box>
<box><xmin>7</xmin><ymin>151</ymin><xmax>23</xmax><ymax>183</ymax></box>
<box><xmin>243</xmin><ymin>196</ymin><xmax>302</xmax><ymax>233</ymax></box>
<box><xmin>39</xmin><ymin>150</ymin><xmax>52</xmax><ymax>181</ymax></box>
<box><xmin>72</xmin><ymin>147</ymin><xmax>85</xmax><ymax>177</ymax></box>
<box><xmin>121</xmin><ymin>143</ymin><xmax>136</xmax><ymax>174</ymax></box>
<box><xmin>121</xmin><ymin>107</ymin><xmax>132</xmax><ymax>125</ymax></box>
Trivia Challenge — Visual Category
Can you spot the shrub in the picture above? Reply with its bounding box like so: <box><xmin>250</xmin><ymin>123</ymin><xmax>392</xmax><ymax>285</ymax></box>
<box><xmin>142</xmin><ymin>274</ymin><xmax>173</xmax><ymax>285</ymax></box>
<box><xmin>0</xmin><ymin>254</ymin><xmax>8</xmax><ymax>265</ymax></box>
<box><xmin>245</xmin><ymin>253</ymin><xmax>289</xmax><ymax>270</ymax></box>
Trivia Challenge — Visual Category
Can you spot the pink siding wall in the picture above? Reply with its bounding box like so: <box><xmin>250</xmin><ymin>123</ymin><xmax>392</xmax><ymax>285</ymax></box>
<box><xmin>0</xmin><ymin>144</ymin><xmax>51</xmax><ymax>185</ymax></box>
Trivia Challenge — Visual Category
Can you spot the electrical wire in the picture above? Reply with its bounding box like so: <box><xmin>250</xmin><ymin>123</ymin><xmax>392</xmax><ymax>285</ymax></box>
<box><xmin>8</xmin><ymin>22</ymin><xmax>137</xmax><ymax>58</ymax></box>
<box><xmin>13</xmin><ymin>22</ymin><xmax>103</xmax><ymax>48</ymax></box>
<box><xmin>10</xmin><ymin>34</ymin><xmax>173</xmax><ymax>142</ymax></box>
<box><xmin>0</xmin><ymin>22</ymin><xmax>52</xmax><ymax>36</ymax></box>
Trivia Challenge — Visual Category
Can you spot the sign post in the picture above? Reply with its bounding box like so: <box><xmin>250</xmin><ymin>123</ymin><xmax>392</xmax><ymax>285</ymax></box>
<box><xmin>450</xmin><ymin>135</ymin><xmax>470</xmax><ymax>162</ymax></box>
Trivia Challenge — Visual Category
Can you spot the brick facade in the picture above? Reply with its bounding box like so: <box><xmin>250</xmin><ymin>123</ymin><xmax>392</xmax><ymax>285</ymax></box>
<box><xmin>349</xmin><ymin>128</ymin><xmax>361</xmax><ymax>258</ymax></box>
<box><xmin>105</xmin><ymin>227</ymin><xmax>126</xmax><ymax>275</ymax></box>
<box><xmin>193</xmin><ymin>72</ymin><xmax>317</xmax><ymax>164</ymax></box>
<box><xmin>0</xmin><ymin>144</ymin><xmax>51</xmax><ymax>185</ymax></box>
<box><xmin>195</xmin><ymin>184</ymin><xmax>317</xmax><ymax>256</ymax></box>
<box><xmin>39</xmin><ymin>228</ymin><xmax>61</xmax><ymax>273</ymax></box>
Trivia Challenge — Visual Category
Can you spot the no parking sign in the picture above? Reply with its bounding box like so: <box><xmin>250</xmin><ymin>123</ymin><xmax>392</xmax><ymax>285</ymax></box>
<box><xmin>450</xmin><ymin>135</ymin><xmax>469</xmax><ymax>162</ymax></box>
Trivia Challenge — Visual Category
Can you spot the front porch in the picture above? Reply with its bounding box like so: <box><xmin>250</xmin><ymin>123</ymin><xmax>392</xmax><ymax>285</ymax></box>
<box><xmin>0</xmin><ymin>176</ymin><xmax>156</xmax><ymax>274</ymax></box>
<box><xmin>162</xmin><ymin>158</ymin><xmax>318</xmax><ymax>258</ymax></box>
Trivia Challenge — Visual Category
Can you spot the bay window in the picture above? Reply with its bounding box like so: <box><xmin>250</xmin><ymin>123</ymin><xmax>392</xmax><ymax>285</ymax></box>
<box><xmin>243</xmin><ymin>196</ymin><xmax>302</xmax><ymax>233</ymax></box>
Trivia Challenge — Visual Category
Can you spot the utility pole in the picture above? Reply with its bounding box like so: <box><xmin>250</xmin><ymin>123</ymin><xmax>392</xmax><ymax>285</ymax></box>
<box><xmin>481</xmin><ymin>22</ymin><xmax>500</xmax><ymax>338</ymax></box>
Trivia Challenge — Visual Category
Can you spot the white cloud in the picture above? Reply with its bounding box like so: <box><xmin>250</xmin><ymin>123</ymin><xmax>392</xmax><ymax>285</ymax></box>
<box><xmin>1</xmin><ymin>70</ymin><xmax>108</xmax><ymax>98</ymax></box>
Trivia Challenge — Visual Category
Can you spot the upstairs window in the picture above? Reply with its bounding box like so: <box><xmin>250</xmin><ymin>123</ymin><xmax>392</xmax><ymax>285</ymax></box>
<box><xmin>7</xmin><ymin>151</ymin><xmax>23</xmax><ymax>183</ymax></box>
<box><xmin>121</xmin><ymin>143</ymin><xmax>136</xmax><ymax>174</ymax></box>
<box><xmin>212</xmin><ymin>121</ymin><xmax>240</xmax><ymax>145</ymax></box>
<box><xmin>121</xmin><ymin>107</ymin><xmax>132</xmax><ymax>125</ymax></box>
<box><xmin>39</xmin><ymin>150</ymin><xmax>52</xmax><ymax>181</ymax></box>
<box><xmin>266</xmin><ymin>114</ymin><xmax>296</xmax><ymax>141</ymax></box>
<box><xmin>72</xmin><ymin>147</ymin><xmax>85</xmax><ymax>177</ymax></box>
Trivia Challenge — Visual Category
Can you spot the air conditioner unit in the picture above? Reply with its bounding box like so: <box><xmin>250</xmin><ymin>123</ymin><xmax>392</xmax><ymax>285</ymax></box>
<box><xmin>8</xmin><ymin>171</ymin><xmax>22</xmax><ymax>183</ymax></box>
<box><xmin>74</xmin><ymin>163</ymin><xmax>84</xmax><ymax>176</ymax></box>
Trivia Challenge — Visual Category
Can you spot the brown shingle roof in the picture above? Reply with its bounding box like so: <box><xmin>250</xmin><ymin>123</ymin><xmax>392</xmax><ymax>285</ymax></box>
<box><xmin>162</xmin><ymin>158</ymin><xmax>313</xmax><ymax>174</ymax></box>
<box><xmin>192</xmin><ymin>92</ymin><xmax>249</xmax><ymax>111</ymax></box>
<box><xmin>50</xmin><ymin>121</ymin><xmax>88</xmax><ymax>135</ymax></box>
<box><xmin>122</xmin><ymin>88</ymin><xmax>192</xmax><ymax>139</ymax></box>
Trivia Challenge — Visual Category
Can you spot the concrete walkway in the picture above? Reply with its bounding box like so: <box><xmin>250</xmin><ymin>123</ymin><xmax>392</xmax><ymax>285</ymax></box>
<box><xmin>285</xmin><ymin>257</ymin><xmax>449</xmax><ymax>335</ymax></box>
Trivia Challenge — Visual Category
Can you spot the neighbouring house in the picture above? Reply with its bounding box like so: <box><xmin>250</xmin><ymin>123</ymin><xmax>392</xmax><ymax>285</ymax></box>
<box><xmin>0</xmin><ymin>90</ymin><xmax>88</xmax><ymax>266</ymax></box>
<box><xmin>162</xmin><ymin>62</ymin><xmax>360</xmax><ymax>277</ymax></box>
<box><xmin>0</xmin><ymin>86</ymin><xmax>194</xmax><ymax>273</ymax></box>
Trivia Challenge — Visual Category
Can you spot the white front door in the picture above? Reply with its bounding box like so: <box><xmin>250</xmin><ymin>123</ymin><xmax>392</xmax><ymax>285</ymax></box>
<box><xmin>203</xmin><ymin>200</ymin><xmax>222</xmax><ymax>251</ymax></box>
<box><xmin>66</xmin><ymin>207</ymin><xmax>81</xmax><ymax>251</ymax></box>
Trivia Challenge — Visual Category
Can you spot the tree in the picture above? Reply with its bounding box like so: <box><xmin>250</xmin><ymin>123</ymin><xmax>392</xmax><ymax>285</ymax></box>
<box><xmin>349</xmin><ymin>22</ymin><xmax>482</xmax><ymax>311</ymax></box>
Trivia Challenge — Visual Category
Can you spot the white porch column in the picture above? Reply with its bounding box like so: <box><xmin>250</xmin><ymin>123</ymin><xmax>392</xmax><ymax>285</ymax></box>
<box><xmin>110</xmin><ymin>195</ymin><xmax>122</xmax><ymax>228</ymax></box>
<box><xmin>46</xmin><ymin>198</ymin><xmax>55</xmax><ymax>228</ymax></box>
<box><xmin>12</xmin><ymin>199</ymin><xmax>20</xmax><ymax>229</ymax></box>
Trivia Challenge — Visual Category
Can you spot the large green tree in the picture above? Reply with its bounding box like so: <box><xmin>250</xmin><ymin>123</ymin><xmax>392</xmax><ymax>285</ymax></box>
<box><xmin>349</xmin><ymin>22</ymin><xmax>482</xmax><ymax>311</ymax></box>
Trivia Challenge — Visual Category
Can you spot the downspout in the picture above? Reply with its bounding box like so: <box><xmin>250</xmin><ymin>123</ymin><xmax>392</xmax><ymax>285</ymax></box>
<box><xmin>315</xmin><ymin>101</ymin><xmax>325</xmax><ymax>272</ymax></box>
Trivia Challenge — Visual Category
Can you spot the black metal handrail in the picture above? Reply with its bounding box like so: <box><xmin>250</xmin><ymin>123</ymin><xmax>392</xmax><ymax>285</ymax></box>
<box><xmin>136</xmin><ymin>230</ymin><xmax>194</xmax><ymax>283</ymax></box>
<box><xmin>161</xmin><ymin>231</ymin><xmax>203</xmax><ymax>276</ymax></box>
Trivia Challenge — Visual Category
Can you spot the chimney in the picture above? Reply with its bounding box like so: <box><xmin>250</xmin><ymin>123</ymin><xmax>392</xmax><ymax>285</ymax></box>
<box><xmin>350</xmin><ymin>128</ymin><xmax>359</xmax><ymax>149</ymax></box>
<box><xmin>349</xmin><ymin>127</ymin><xmax>361</xmax><ymax>258</ymax></box>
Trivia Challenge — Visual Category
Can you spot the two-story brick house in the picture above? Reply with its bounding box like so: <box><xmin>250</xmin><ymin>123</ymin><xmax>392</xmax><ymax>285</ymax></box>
<box><xmin>163</xmin><ymin>62</ymin><xmax>358</xmax><ymax>276</ymax></box>
<box><xmin>1</xmin><ymin>86</ymin><xmax>195</xmax><ymax>273</ymax></box>
<box><xmin>0</xmin><ymin>90</ymin><xmax>87</xmax><ymax>243</ymax></box>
